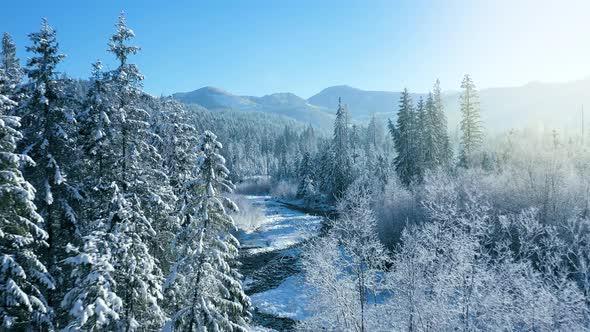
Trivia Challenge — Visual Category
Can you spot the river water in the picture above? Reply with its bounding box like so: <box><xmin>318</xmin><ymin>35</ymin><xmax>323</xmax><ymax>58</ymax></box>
<box><xmin>236</xmin><ymin>195</ymin><xmax>324</xmax><ymax>331</ymax></box>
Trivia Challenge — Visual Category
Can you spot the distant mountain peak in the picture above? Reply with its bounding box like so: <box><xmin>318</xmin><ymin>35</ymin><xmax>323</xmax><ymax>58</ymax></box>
<box><xmin>307</xmin><ymin>85</ymin><xmax>426</xmax><ymax>119</ymax></box>
<box><xmin>173</xmin><ymin>86</ymin><xmax>335</xmax><ymax>129</ymax></box>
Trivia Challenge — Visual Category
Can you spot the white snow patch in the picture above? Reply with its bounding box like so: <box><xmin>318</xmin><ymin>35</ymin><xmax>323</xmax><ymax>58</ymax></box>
<box><xmin>238</xmin><ymin>196</ymin><xmax>322</xmax><ymax>255</ymax></box>
<box><xmin>249</xmin><ymin>275</ymin><xmax>311</xmax><ymax>320</ymax></box>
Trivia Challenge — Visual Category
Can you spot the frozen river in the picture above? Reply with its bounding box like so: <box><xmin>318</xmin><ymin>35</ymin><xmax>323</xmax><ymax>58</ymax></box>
<box><xmin>236</xmin><ymin>196</ymin><xmax>324</xmax><ymax>331</ymax></box>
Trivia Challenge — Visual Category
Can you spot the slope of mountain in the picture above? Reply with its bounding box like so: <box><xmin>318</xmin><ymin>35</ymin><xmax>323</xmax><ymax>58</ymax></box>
<box><xmin>442</xmin><ymin>78</ymin><xmax>590</xmax><ymax>133</ymax></box>
<box><xmin>307</xmin><ymin>85</ymin><xmax>426</xmax><ymax>120</ymax></box>
<box><xmin>173</xmin><ymin>88</ymin><xmax>335</xmax><ymax>129</ymax></box>
<box><xmin>174</xmin><ymin>78</ymin><xmax>590</xmax><ymax>134</ymax></box>
<box><xmin>172</xmin><ymin>86</ymin><xmax>257</xmax><ymax>110</ymax></box>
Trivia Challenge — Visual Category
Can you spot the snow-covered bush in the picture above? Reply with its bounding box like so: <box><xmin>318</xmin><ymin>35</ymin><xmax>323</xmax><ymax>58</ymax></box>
<box><xmin>270</xmin><ymin>179</ymin><xmax>298</xmax><ymax>199</ymax></box>
<box><xmin>230</xmin><ymin>194</ymin><xmax>265</xmax><ymax>232</ymax></box>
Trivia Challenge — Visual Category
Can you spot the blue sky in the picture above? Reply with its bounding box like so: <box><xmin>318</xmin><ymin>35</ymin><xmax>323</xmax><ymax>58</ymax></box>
<box><xmin>3</xmin><ymin>0</ymin><xmax>590</xmax><ymax>97</ymax></box>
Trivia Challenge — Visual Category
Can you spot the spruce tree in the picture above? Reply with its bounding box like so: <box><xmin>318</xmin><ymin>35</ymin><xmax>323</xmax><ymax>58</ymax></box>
<box><xmin>61</xmin><ymin>61</ymin><xmax>124</xmax><ymax>331</ymax></box>
<box><xmin>415</xmin><ymin>97</ymin><xmax>427</xmax><ymax>182</ymax></box>
<box><xmin>422</xmin><ymin>93</ymin><xmax>439</xmax><ymax>170</ymax></box>
<box><xmin>164</xmin><ymin>131</ymin><xmax>250</xmax><ymax>331</ymax></box>
<box><xmin>459</xmin><ymin>74</ymin><xmax>483</xmax><ymax>167</ymax></box>
<box><xmin>1</xmin><ymin>33</ymin><xmax>22</xmax><ymax>104</ymax></box>
<box><xmin>105</xmin><ymin>12</ymin><xmax>168</xmax><ymax>330</ymax></box>
<box><xmin>393</xmin><ymin>89</ymin><xmax>416</xmax><ymax>186</ymax></box>
<box><xmin>0</xmin><ymin>62</ymin><xmax>55</xmax><ymax>331</ymax></box>
<box><xmin>433</xmin><ymin>79</ymin><xmax>451</xmax><ymax>165</ymax></box>
<box><xmin>297</xmin><ymin>151</ymin><xmax>316</xmax><ymax>200</ymax></box>
<box><xmin>21</xmin><ymin>19</ymin><xmax>79</xmax><ymax>311</ymax></box>
<box><xmin>61</xmin><ymin>219</ymin><xmax>122</xmax><ymax>331</ymax></box>
<box><xmin>108</xmin><ymin>12</ymin><xmax>143</xmax><ymax>187</ymax></box>
<box><xmin>331</xmin><ymin>97</ymin><xmax>351</xmax><ymax>198</ymax></box>
<box><xmin>110</xmin><ymin>185</ymin><xmax>165</xmax><ymax>330</ymax></box>
<box><xmin>78</xmin><ymin>61</ymin><xmax>116</xmax><ymax>185</ymax></box>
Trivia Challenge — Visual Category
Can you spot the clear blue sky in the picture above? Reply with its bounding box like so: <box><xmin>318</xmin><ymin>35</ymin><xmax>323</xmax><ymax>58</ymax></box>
<box><xmin>3</xmin><ymin>0</ymin><xmax>590</xmax><ymax>97</ymax></box>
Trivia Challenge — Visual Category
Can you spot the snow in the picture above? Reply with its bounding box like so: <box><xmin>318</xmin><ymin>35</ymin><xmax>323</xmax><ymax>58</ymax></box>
<box><xmin>237</xmin><ymin>195</ymin><xmax>323</xmax><ymax>255</ymax></box>
<box><xmin>235</xmin><ymin>195</ymin><xmax>324</xmax><ymax>324</ymax></box>
<box><xmin>249</xmin><ymin>274</ymin><xmax>312</xmax><ymax>320</ymax></box>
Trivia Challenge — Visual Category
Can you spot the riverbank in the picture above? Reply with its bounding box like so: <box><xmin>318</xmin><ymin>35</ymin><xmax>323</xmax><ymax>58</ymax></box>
<box><xmin>236</xmin><ymin>195</ymin><xmax>325</xmax><ymax>331</ymax></box>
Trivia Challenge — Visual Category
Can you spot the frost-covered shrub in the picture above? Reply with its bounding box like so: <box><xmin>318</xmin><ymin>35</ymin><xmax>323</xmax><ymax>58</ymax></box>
<box><xmin>270</xmin><ymin>179</ymin><xmax>298</xmax><ymax>199</ymax></box>
<box><xmin>373</xmin><ymin>176</ymin><xmax>422</xmax><ymax>247</ymax></box>
<box><xmin>230</xmin><ymin>194</ymin><xmax>265</xmax><ymax>232</ymax></box>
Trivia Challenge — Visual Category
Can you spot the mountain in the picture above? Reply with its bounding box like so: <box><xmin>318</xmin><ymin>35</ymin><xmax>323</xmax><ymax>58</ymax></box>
<box><xmin>442</xmin><ymin>78</ymin><xmax>590</xmax><ymax>133</ymax></box>
<box><xmin>172</xmin><ymin>86</ymin><xmax>258</xmax><ymax>110</ymax></box>
<box><xmin>307</xmin><ymin>85</ymin><xmax>426</xmax><ymax>120</ymax></box>
<box><xmin>173</xmin><ymin>87</ymin><xmax>335</xmax><ymax>129</ymax></box>
<box><xmin>174</xmin><ymin>78</ymin><xmax>590</xmax><ymax>134</ymax></box>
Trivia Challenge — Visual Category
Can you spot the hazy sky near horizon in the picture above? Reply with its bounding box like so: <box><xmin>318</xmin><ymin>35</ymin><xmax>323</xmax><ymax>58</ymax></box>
<box><xmin>3</xmin><ymin>0</ymin><xmax>590</xmax><ymax>97</ymax></box>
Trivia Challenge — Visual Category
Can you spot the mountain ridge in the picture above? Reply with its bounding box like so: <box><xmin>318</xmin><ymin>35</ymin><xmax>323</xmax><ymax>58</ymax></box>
<box><xmin>173</xmin><ymin>78</ymin><xmax>590</xmax><ymax>132</ymax></box>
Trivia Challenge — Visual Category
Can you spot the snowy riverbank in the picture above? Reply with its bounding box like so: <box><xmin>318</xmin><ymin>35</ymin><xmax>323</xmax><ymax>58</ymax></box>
<box><xmin>236</xmin><ymin>195</ymin><xmax>324</xmax><ymax>331</ymax></box>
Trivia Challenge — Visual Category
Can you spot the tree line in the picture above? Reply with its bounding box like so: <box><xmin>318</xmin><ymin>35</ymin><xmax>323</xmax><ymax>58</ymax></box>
<box><xmin>1</xmin><ymin>14</ymin><xmax>252</xmax><ymax>331</ymax></box>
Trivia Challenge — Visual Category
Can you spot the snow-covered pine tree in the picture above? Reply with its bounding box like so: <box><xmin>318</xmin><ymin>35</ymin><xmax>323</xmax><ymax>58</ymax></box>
<box><xmin>153</xmin><ymin>97</ymin><xmax>198</xmax><ymax>194</ymax></box>
<box><xmin>60</xmin><ymin>61</ymin><xmax>125</xmax><ymax>331</ymax></box>
<box><xmin>422</xmin><ymin>93</ymin><xmax>439</xmax><ymax>170</ymax></box>
<box><xmin>61</xmin><ymin>223</ymin><xmax>122</xmax><ymax>331</ymax></box>
<box><xmin>109</xmin><ymin>11</ymin><xmax>176</xmax><ymax>244</ymax></box>
<box><xmin>296</xmin><ymin>151</ymin><xmax>315</xmax><ymax>201</ymax></box>
<box><xmin>393</xmin><ymin>89</ymin><xmax>417</xmax><ymax>186</ymax></box>
<box><xmin>104</xmin><ymin>12</ymin><xmax>168</xmax><ymax>330</ymax></box>
<box><xmin>164</xmin><ymin>131</ymin><xmax>250</xmax><ymax>332</ymax></box>
<box><xmin>331</xmin><ymin>97</ymin><xmax>352</xmax><ymax>198</ymax></box>
<box><xmin>432</xmin><ymin>79</ymin><xmax>451</xmax><ymax>166</ymax></box>
<box><xmin>1</xmin><ymin>33</ymin><xmax>23</xmax><ymax>106</ymax></box>
<box><xmin>107</xmin><ymin>12</ymin><xmax>143</xmax><ymax>188</ymax></box>
<box><xmin>0</xmin><ymin>62</ymin><xmax>55</xmax><ymax>330</ymax></box>
<box><xmin>415</xmin><ymin>97</ymin><xmax>427</xmax><ymax>182</ymax></box>
<box><xmin>78</xmin><ymin>61</ymin><xmax>115</xmax><ymax>185</ymax></box>
<box><xmin>109</xmin><ymin>184</ymin><xmax>166</xmax><ymax>331</ymax></box>
<box><xmin>366</xmin><ymin>114</ymin><xmax>383</xmax><ymax>150</ymax></box>
<box><xmin>349</xmin><ymin>124</ymin><xmax>362</xmax><ymax>164</ymax></box>
<box><xmin>316</xmin><ymin>139</ymin><xmax>335</xmax><ymax>194</ymax></box>
<box><xmin>20</xmin><ymin>19</ymin><xmax>80</xmax><ymax>312</ymax></box>
<box><xmin>459</xmin><ymin>74</ymin><xmax>483</xmax><ymax>167</ymax></box>
<box><xmin>149</xmin><ymin>97</ymin><xmax>198</xmax><ymax>277</ymax></box>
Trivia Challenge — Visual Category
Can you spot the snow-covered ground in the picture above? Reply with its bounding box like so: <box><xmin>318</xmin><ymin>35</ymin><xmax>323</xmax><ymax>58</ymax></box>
<box><xmin>236</xmin><ymin>195</ymin><xmax>323</xmax><ymax>328</ymax></box>
<box><xmin>249</xmin><ymin>274</ymin><xmax>312</xmax><ymax>320</ymax></box>
<box><xmin>238</xmin><ymin>195</ymin><xmax>323</xmax><ymax>255</ymax></box>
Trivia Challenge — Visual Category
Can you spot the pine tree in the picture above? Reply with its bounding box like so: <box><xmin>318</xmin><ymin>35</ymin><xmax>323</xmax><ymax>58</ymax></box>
<box><xmin>297</xmin><ymin>151</ymin><xmax>316</xmax><ymax>200</ymax></box>
<box><xmin>0</xmin><ymin>62</ymin><xmax>55</xmax><ymax>331</ymax></box>
<box><xmin>108</xmin><ymin>12</ymin><xmax>143</xmax><ymax>187</ymax></box>
<box><xmin>392</xmin><ymin>89</ymin><xmax>417</xmax><ymax>186</ymax></box>
<box><xmin>332</xmin><ymin>97</ymin><xmax>351</xmax><ymax>198</ymax></box>
<box><xmin>104</xmin><ymin>12</ymin><xmax>168</xmax><ymax>330</ymax></box>
<box><xmin>366</xmin><ymin>114</ymin><xmax>382</xmax><ymax>149</ymax></box>
<box><xmin>60</xmin><ymin>62</ymin><xmax>124</xmax><ymax>331</ymax></box>
<box><xmin>415</xmin><ymin>97</ymin><xmax>427</xmax><ymax>182</ymax></box>
<box><xmin>110</xmin><ymin>185</ymin><xmax>166</xmax><ymax>330</ymax></box>
<box><xmin>20</xmin><ymin>19</ymin><xmax>80</xmax><ymax>311</ymax></box>
<box><xmin>422</xmin><ymin>93</ymin><xmax>439</xmax><ymax>170</ymax></box>
<box><xmin>78</xmin><ymin>61</ymin><xmax>115</xmax><ymax>185</ymax></box>
<box><xmin>153</xmin><ymin>97</ymin><xmax>198</xmax><ymax>194</ymax></box>
<box><xmin>149</xmin><ymin>97</ymin><xmax>198</xmax><ymax>276</ymax></box>
<box><xmin>164</xmin><ymin>131</ymin><xmax>250</xmax><ymax>331</ymax></box>
<box><xmin>459</xmin><ymin>74</ymin><xmax>483</xmax><ymax>167</ymax></box>
<box><xmin>433</xmin><ymin>79</ymin><xmax>451</xmax><ymax>166</ymax></box>
<box><xmin>1</xmin><ymin>33</ymin><xmax>23</xmax><ymax>105</ymax></box>
<box><xmin>61</xmin><ymin>224</ymin><xmax>122</xmax><ymax>331</ymax></box>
